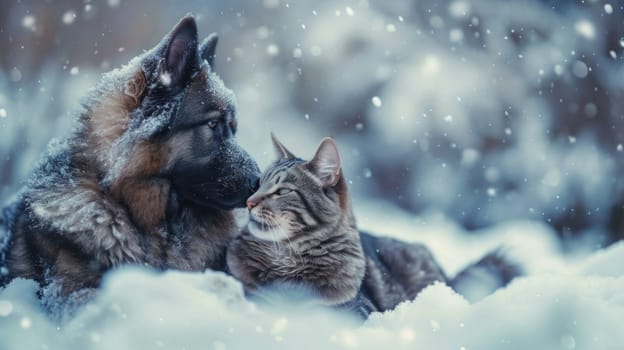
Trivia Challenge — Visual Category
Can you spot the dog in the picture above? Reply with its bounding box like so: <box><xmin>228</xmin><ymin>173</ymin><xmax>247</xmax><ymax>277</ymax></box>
<box><xmin>0</xmin><ymin>16</ymin><xmax>260</xmax><ymax>298</ymax></box>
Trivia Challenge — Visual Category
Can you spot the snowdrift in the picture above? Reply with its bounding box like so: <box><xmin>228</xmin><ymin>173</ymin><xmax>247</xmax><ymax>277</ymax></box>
<box><xmin>1</xmin><ymin>208</ymin><xmax>623</xmax><ymax>350</ymax></box>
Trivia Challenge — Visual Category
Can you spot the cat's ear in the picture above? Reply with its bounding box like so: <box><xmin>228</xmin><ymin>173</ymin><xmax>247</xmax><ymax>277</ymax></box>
<box><xmin>159</xmin><ymin>16</ymin><xmax>199</xmax><ymax>88</ymax></box>
<box><xmin>307</xmin><ymin>137</ymin><xmax>341</xmax><ymax>187</ymax></box>
<box><xmin>271</xmin><ymin>133</ymin><xmax>296</xmax><ymax>160</ymax></box>
<box><xmin>199</xmin><ymin>32</ymin><xmax>218</xmax><ymax>67</ymax></box>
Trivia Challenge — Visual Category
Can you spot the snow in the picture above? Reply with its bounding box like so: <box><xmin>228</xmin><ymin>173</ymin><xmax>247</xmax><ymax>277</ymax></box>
<box><xmin>449</xmin><ymin>28</ymin><xmax>463</xmax><ymax>42</ymax></box>
<box><xmin>266</xmin><ymin>44</ymin><xmax>280</xmax><ymax>56</ymax></box>
<box><xmin>159</xmin><ymin>72</ymin><xmax>172</xmax><ymax>86</ymax></box>
<box><xmin>575</xmin><ymin>20</ymin><xmax>596</xmax><ymax>40</ymax></box>
<box><xmin>370</xmin><ymin>96</ymin><xmax>382</xmax><ymax>108</ymax></box>
<box><xmin>449</xmin><ymin>1</ymin><xmax>470</xmax><ymax>18</ymax></box>
<box><xmin>1</xmin><ymin>0</ymin><xmax>623</xmax><ymax>348</ymax></box>
<box><xmin>21</xmin><ymin>15</ymin><xmax>36</xmax><ymax>31</ymax></box>
<box><xmin>292</xmin><ymin>48</ymin><xmax>303</xmax><ymax>58</ymax></box>
<box><xmin>0</xmin><ymin>300</ymin><xmax>12</xmax><ymax>316</ymax></box>
<box><xmin>62</xmin><ymin>10</ymin><xmax>77</xmax><ymax>25</ymax></box>
<box><xmin>572</xmin><ymin>60</ymin><xmax>588</xmax><ymax>78</ymax></box>
<box><xmin>604</xmin><ymin>4</ymin><xmax>613</xmax><ymax>14</ymax></box>
<box><xmin>0</xmin><ymin>209</ymin><xmax>623</xmax><ymax>349</ymax></box>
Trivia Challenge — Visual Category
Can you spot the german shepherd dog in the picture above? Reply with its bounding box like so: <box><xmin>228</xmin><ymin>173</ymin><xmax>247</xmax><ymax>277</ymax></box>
<box><xmin>0</xmin><ymin>16</ymin><xmax>260</xmax><ymax>298</ymax></box>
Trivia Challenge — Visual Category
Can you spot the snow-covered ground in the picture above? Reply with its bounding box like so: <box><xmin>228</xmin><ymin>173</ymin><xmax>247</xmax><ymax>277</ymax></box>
<box><xmin>1</xmin><ymin>207</ymin><xmax>622</xmax><ymax>350</ymax></box>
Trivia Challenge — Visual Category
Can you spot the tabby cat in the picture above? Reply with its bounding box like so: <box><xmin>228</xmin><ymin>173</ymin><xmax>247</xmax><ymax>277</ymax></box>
<box><xmin>227</xmin><ymin>135</ymin><xmax>521</xmax><ymax>313</ymax></box>
<box><xmin>226</xmin><ymin>135</ymin><xmax>366</xmax><ymax>306</ymax></box>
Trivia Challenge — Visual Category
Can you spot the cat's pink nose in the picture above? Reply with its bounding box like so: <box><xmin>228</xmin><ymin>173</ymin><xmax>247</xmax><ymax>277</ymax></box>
<box><xmin>246</xmin><ymin>200</ymin><xmax>257</xmax><ymax>210</ymax></box>
<box><xmin>247</xmin><ymin>193</ymin><xmax>262</xmax><ymax>210</ymax></box>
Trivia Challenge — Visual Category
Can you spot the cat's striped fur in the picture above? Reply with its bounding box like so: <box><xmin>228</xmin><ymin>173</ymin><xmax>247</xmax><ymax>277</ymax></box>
<box><xmin>227</xmin><ymin>135</ymin><xmax>366</xmax><ymax>305</ymax></box>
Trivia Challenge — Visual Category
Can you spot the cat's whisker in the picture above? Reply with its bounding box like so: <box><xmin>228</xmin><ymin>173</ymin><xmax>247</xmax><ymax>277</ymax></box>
<box><xmin>269</xmin><ymin>216</ymin><xmax>303</xmax><ymax>264</ymax></box>
<box><xmin>268</xmin><ymin>217</ymin><xmax>283</xmax><ymax>256</ymax></box>
<box><xmin>261</xmin><ymin>217</ymin><xmax>280</xmax><ymax>256</ymax></box>
<box><xmin>260</xmin><ymin>214</ymin><xmax>280</xmax><ymax>255</ymax></box>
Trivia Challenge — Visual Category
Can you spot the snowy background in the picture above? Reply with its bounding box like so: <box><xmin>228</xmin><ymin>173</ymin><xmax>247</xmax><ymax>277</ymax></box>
<box><xmin>1</xmin><ymin>0</ymin><xmax>624</xmax><ymax>349</ymax></box>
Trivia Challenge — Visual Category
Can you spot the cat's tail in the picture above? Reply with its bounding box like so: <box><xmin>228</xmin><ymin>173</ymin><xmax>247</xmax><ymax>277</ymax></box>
<box><xmin>449</xmin><ymin>248</ymin><xmax>522</xmax><ymax>302</ymax></box>
<box><xmin>0</xmin><ymin>208</ymin><xmax>9</xmax><ymax>285</ymax></box>
<box><xmin>0</xmin><ymin>207</ymin><xmax>9</xmax><ymax>258</ymax></box>
<box><xmin>0</xmin><ymin>201</ymin><xmax>19</xmax><ymax>287</ymax></box>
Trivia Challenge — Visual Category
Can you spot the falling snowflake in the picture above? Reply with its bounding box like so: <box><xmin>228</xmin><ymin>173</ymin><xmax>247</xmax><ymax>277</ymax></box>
<box><xmin>20</xmin><ymin>317</ymin><xmax>32</xmax><ymax>329</ymax></box>
<box><xmin>62</xmin><ymin>10</ymin><xmax>77</xmax><ymax>25</ymax></box>
<box><xmin>449</xmin><ymin>28</ymin><xmax>464</xmax><ymax>42</ymax></box>
<box><xmin>22</xmin><ymin>15</ymin><xmax>36</xmax><ymax>31</ymax></box>
<box><xmin>371</xmin><ymin>96</ymin><xmax>382</xmax><ymax>107</ymax></box>
<box><xmin>160</xmin><ymin>72</ymin><xmax>172</xmax><ymax>86</ymax></box>
<box><xmin>266</xmin><ymin>44</ymin><xmax>280</xmax><ymax>56</ymax></box>
<box><xmin>575</xmin><ymin>20</ymin><xmax>595</xmax><ymax>40</ymax></box>
<box><xmin>572</xmin><ymin>60</ymin><xmax>588</xmax><ymax>78</ymax></box>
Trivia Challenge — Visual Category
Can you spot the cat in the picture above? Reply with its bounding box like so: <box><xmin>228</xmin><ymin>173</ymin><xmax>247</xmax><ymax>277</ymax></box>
<box><xmin>226</xmin><ymin>134</ymin><xmax>366</xmax><ymax>307</ymax></box>
<box><xmin>227</xmin><ymin>135</ymin><xmax>521</xmax><ymax>315</ymax></box>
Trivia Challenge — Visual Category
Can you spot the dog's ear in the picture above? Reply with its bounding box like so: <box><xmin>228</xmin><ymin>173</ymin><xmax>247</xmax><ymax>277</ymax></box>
<box><xmin>199</xmin><ymin>33</ymin><xmax>218</xmax><ymax>67</ymax></box>
<box><xmin>306</xmin><ymin>138</ymin><xmax>341</xmax><ymax>187</ymax></box>
<box><xmin>271</xmin><ymin>133</ymin><xmax>296</xmax><ymax>160</ymax></box>
<box><xmin>123</xmin><ymin>70</ymin><xmax>147</xmax><ymax>108</ymax></box>
<box><xmin>160</xmin><ymin>16</ymin><xmax>199</xmax><ymax>88</ymax></box>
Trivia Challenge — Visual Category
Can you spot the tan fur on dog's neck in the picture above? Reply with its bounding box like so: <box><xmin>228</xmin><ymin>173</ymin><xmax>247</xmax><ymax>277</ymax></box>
<box><xmin>78</xmin><ymin>69</ymin><xmax>170</xmax><ymax>234</ymax></box>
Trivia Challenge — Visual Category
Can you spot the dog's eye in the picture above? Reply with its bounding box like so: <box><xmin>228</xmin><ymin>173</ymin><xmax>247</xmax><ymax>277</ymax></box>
<box><xmin>207</xmin><ymin>120</ymin><xmax>218</xmax><ymax>129</ymax></box>
<box><xmin>276</xmin><ymin>188</ymin><xmax>292</xmax><ymax>196</ymax></box>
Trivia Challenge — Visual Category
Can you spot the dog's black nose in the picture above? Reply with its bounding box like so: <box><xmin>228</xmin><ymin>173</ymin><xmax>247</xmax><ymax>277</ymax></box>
<box><xmin>248</xmin><ymin>176</ymin><xmax>260</xmax><ymax>192</ymax></box>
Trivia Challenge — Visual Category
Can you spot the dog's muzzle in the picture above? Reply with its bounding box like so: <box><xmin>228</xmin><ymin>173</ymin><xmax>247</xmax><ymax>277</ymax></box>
<box><xmin>170</xmin><ymin>141</ymin><xmax>260</xmax><ymax>210</ymax></box>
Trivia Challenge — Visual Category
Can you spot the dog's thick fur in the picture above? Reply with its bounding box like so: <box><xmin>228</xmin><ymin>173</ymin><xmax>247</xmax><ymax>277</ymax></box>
<box><xmin>0</xmin><ymin>16</ymin><xmax>260</xmax><ymax>297</ymax></box>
